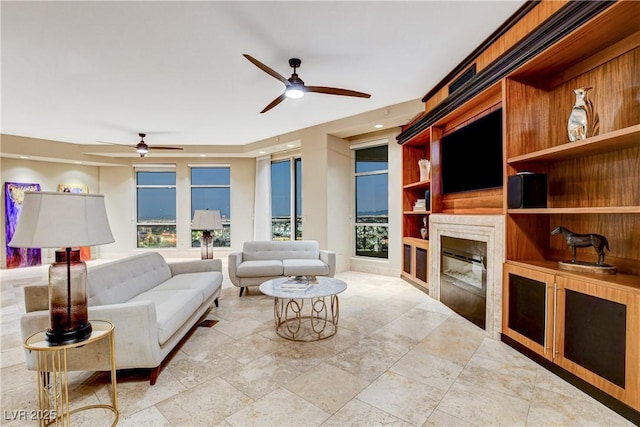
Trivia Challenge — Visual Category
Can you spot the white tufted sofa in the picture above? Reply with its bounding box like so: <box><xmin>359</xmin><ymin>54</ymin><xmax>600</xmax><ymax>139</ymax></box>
<box><xmin>228</xmin><ymin>240</ymin><xmax>336</xmax><ymax>297</ymax></box>
<box><xmin>20</xmin><ymin>252</ymin><xmax>223</xmax><ymax>385</ymax></box>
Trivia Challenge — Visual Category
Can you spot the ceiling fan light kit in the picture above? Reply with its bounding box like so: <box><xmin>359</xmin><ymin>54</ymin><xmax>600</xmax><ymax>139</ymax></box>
<box><xmin>285</xmin><ymin>87</ymin><xmax>304</xmax><ymax>99</ymax></box>
<box><xmin>243</xmin><ymin>54</ymin><xmax>371</xmax><ymax>113</ymax></box>
<box><xmin>136</xmin><ymin>133</ymin><xmax>150</xmax><ymax>157</ymax></box>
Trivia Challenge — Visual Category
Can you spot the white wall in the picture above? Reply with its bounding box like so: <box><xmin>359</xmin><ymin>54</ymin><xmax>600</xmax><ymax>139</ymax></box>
<box><xmin>300</xmin><ymin>131</ymin><xmax>329</xmax><ymax>248</ymax></box>
<box><xmin>97</xmin><ymin>165</ymin><xmax>136</xmax><ymax>258</ymax></box>
<box><xmin>326</xmin><ymin>134</ymin><xmax>354</xmax><ymax>273</ymax></box>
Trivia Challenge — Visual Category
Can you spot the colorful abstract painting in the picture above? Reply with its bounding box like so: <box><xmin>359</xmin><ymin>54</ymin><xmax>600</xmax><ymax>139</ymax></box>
<box><xmin>5</xmin><ymin>182</ymin><xmax>42</xmax><ymax>269</ymax></box>
<box><xmin>57</xmin><ymin>184</ymin><xmax>91</xmax><ymax>260</ymax></box>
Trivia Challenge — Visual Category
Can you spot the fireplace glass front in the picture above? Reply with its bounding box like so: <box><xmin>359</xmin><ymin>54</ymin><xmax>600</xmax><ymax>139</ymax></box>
<box><xmin>440</xmin><ymin>236</ymin><xmax>487</xmax><ymax>329</ymax></box>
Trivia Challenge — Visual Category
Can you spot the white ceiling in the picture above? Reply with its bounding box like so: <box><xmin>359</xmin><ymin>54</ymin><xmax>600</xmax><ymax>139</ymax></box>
<box><xmin>1</xmin><ymin>1</ymin><xmax>525</xmax><ymax>153</ymax></box>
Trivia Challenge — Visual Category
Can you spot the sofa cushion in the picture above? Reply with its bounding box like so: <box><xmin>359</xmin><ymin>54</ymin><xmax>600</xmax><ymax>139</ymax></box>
<box><xmin>237</xmin><ymin>260</ymin><xmax>283</xmax><ymax>277</ymax></box>
<box><xmin>243</xmin><ymin>240</ymin><xmax>320</xmax><ymax>261</ymax></box>
<box><xmin>130</xmin><ymin>289</ymin><xmax>202</xmax><ymax>345</ymax></box>
<box><xmin>88</xmin><ymin>253</ymin><xmax>172</xmax><ymax>306</ymax></box>
<box><xmin>153</xmin><ymin>271</ymin><xmax>222</xmax><ymax>301</ymax></box>
<box><xmin>283</xmin><ymin>259</ymin><xmax>331</xmax><ymax>276</ymax></box>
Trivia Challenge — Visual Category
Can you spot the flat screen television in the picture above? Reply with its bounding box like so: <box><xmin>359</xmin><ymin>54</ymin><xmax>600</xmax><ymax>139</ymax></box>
<box><xmin>441</xmin><ymin>108</ymin><xmax>503</xmax><ymax>195</ymax></box>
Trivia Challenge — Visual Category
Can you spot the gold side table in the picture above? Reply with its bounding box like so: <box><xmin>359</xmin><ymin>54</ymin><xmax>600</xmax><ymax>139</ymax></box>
<box><xmin>23</xmin><ymin>320</ymin><xmax>119</xmax><ymax>427</ymax></box>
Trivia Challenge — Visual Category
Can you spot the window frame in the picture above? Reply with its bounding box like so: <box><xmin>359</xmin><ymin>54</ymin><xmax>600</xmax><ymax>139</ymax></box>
<box><xmin>189</xmin><ymin>165</ymin><xmax>231</xmax><ymax>248</ymax></box>
<box><xmin>353</xmin><ymin>142</ymin><xmax>389</xmax><ymax>259</ymax></box>
<box><xmin>271</xmin><ymin>156</ymin><xmax>302</xmax><ymax>241</ymax></box>
<box><xmin>135</xmin><ymin>166</ymin><xmax>177</xmax><ymax>249</ymax></box>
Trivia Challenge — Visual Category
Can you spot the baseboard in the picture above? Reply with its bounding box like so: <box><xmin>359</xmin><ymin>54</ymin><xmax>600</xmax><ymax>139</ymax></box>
<box><xmin>348</xmin><ymin>257</ymin><xmax>400</xmax><ymax>277</ymax></box>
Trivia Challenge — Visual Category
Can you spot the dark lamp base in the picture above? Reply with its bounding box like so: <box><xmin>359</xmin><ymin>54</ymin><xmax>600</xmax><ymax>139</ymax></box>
<box><xmin>45</xmin><ymin>322</ymin><xmax>92</xmax><ymax>346</ymax></box>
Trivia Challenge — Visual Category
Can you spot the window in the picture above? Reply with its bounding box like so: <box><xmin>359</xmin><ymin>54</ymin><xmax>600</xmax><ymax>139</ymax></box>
<box><xmin>271</xmin><ymin>158</ymin><xmax>302</xmax><ymax>240</ymax></box>
<box><xmin>136</xmin><ymin>170</ymin><xmax>176</xmax><ymax>248</ymax></box>
<box><xmin>190</xmin><ymin>166</ymin><xmax>231</xmax><ymax>247</ymax></box>
<box><xmin>354</xmin><ymin>145</ymin><xmax>388</xmax><ymax>258</ymax></box>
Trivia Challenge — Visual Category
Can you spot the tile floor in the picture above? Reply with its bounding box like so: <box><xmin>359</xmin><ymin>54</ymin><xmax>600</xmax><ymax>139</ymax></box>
<box><xmin>0</xmin><ymin>260</ymin><xmax>635</xmax><ymax>426</ymax></box>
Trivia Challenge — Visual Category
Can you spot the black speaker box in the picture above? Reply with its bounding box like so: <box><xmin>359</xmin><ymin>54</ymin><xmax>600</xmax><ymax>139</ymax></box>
<box><xmin>508</xmin><ymin>173</ymin><xmax>547</xmax><ymax>209</ymax></box>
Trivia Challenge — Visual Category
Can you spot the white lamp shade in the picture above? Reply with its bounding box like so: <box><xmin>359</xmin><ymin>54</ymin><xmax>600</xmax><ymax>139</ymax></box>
<box><xmin>8</xmin><ymin>192</ymin><xmax>115</xmax><ymax>248</ymax></box>
<box><xmin>191</xmin><ymin>210</ymin><xmax>223</xmax><ymax>231</ymax></box>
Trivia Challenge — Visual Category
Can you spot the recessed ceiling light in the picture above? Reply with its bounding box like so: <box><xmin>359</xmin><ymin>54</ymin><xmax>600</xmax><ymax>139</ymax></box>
<box><xmin>74</xmin><ymin>161</ymin><xmax>82</xmax><ymax>164</ymax></box>
<box><xmin>286</xmin><ymin>144</ymin><xmax>295</xmax><ymax>148</ymax></box>
<box><xmin>259</xmin><ymin>151</ymin><xmax>267</xmax><ymax>155</ymax></box>
<box><xmin>199</xmin><ymin>154</ymin><xmax>207</xmax><ymax>157</ymax></box>
<box><xmin>374</xmin><ymin>124</ymin><xmax>384</xmax><ymax>129</ymax></box>
<box><xmin>19</xmin><ymin>156</ymin><xmax>29</xmax><ymax>159</ymax></box>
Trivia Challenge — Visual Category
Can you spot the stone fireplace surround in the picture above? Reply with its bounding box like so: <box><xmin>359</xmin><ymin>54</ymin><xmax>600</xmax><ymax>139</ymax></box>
<box><xmin>428</xmin><ymin>214</ymin><xmax>505</xmax><ymax>339</ymax></box>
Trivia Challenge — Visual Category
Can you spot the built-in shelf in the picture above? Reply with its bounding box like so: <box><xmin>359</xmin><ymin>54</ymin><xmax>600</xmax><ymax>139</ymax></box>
<box><xmin>404</xmin><ymin>210</ymin><xmax>430</xmax><ymax>215</ymax></box>
<box><xmin>507</xmin><ymin>1</ymin><xmax>638</xmax><ymax>86</ymax></box>
<box><xmin>402</xmin><ymin>237</ymin><xmax>429</xmax><ymax>247</ymax></box>
<box><xmin>508</xmin><ymin>206</ymin><xmax>640</xmax><ymax>215</ymax></box>
<box><xmin>403</xmin><ymin>179</ymin><xmax>431</xmax><ymax>189</ymax></box>
<box><xmin>507</xmin><ymin>125</ymin><xmax>640</xmax><ymax>165</ymax></box>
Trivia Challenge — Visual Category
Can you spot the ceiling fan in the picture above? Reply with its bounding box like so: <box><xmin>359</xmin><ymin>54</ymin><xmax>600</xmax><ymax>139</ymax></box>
<box><xmin>243</xmin><ymin>54</ymin><xmax>371</xmax><ymax>113</ymax></box>
<box><xmin>97</xmin><ymin>133</ymin><xmax>184</xmax><ymax>157</ymax></box>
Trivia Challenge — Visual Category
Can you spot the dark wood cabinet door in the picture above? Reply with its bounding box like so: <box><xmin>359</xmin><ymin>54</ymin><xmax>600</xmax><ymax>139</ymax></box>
<box><xmin>403</xmin><ymin>244</ymin><xmax>412</xmax><ymax>275</ymax></box>
<box><xmin>555</xmin><ymin>276</ymin><xmax>640</xmax><ymax>409</ymax></box>
<box><xmin>502</xmin><ymin>263</ymin><xmax>555</xmax><ymax>361</ymax></box>
<box><xmin>416</xmin><ymin>247</ymin><xmax>428</xmax><ymax>283</ymax></box>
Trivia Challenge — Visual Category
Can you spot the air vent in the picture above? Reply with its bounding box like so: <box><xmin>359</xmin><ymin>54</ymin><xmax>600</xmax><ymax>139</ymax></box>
<box><xmin>449</xmin><ymin>64</ymin><xmax>476</xmax><ymax>95</ymax></box>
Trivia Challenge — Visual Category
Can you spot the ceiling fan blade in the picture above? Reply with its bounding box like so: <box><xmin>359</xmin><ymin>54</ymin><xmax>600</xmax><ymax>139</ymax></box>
<box><xmin>261</xmin><ymin>93</ymin><xmax>287</xmax><ymax>113</ymax></box>
<box><xmin>148</xmin><ymin>146</ymin><xmax>184</xmax><ymax>151</ymax></box>
<box><xmin>305</xmin><ymin>86</ymin><xmax>371</xmax><ymax>98</ymax></box>
<box><xmin>96</xmin><ymin>140</ymin><xmax>136</xmax><ymax>148</ymax></box>
<box><xmin>243</xmin><ymin>54</ymin><xmax>289</xmax><ymax>86</ymax></box>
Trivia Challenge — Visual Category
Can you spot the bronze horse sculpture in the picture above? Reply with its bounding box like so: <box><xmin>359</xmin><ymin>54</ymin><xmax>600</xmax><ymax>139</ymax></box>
<box><xmin>551</xmin><ymin>226</ymin><xmax>610</xmax><ymax>265</ymax></box>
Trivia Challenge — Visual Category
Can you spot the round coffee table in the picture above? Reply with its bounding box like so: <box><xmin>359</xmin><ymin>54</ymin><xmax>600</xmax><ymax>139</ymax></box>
<box><xmin>259</xmin><ymin>277</ymin><xmax>347</xmax><ymax>341</ymax></box>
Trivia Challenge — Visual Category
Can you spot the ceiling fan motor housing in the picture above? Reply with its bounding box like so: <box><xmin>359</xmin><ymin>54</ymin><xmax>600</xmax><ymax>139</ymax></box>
<box><xmin>288</xmin><ymin>75</ymin><xmax>304</xmax><ymax>87</ymax></box>
<box><xmin>288</xmin><ymin>58</ymin><xmax>301</xmax><ymax>69</ymax></box>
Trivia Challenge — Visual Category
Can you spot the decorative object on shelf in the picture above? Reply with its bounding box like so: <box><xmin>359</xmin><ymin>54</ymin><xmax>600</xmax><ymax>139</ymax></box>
<box><xmin>418</xmin><ymin>159</ymin><xmax>431</xmax><ymax>181</ymax></box>
<box><xmin>4</xmin><ymin>182</ymin><xmax>42</xmax><ymax>269</ymax></box>
<box><xmin>413</xmin><ymin>199</ymin><xmax>426</xmax><ymax>212</ymax></box>
<box><xmin>420</xmin><ymin>216</ymin><xmax>428</xmax><ymax>240</ymax></box>
<box><xmin>9</xmin><ymin>192</ymin><xmax>115</xmax><ymax>345</ymax></box>
<box><xmin>424</xmin><ymin>190</ymin><xmax>431</xmax><ymax>211</ymax></box>
<box><xmin>551</xmin><ymin>226</ymin><xmax>616</xmax><ymax>274</ymax></box>
<box><xmin>567</xmin><ymin>86</ymin><xmax>599</xmax><ymax>141</ymax></box>
<box><xmin>507</xmin><ymin>172</ymin><xmax>547</xmax><ymax>208</ymax></box>
<box><xmin>191</xmin><ymin>209</ymin><xmax>223</xmax><ymax>259</ymax></box>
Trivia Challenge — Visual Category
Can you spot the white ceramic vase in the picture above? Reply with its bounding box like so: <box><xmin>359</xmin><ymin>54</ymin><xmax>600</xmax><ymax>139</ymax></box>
<box><xmin>568</xmin><ymin>86</ymin><xmax>599</xmax><ymax>141</ymax></box>
<box><xmin>418</xmin><ymin>159</ymin><xmax>431</xmax><ymax>181</ymax></box>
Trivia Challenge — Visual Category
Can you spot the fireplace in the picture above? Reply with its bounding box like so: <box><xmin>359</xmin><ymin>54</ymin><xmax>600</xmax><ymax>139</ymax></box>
<box><xmin>440</xmin><ymin>237</ymin><xmax>487</xmax><ymax>329</ymax></box>
<box><xmin>429</xmin><ymin>214</ymin><xmax>505</xmax><ymax>339</ymax></box>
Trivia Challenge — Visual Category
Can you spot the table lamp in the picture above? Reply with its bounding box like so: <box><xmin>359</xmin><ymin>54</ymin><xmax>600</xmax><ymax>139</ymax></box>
<box><xmin>9</xmin><ymin>192</ymin><xmax>114</xmax><ymax>345</ymax></box>
<box><xmin>191</xmin><ymin>209</ymin><xmax>222</xmax><ymax>259</ymax></box>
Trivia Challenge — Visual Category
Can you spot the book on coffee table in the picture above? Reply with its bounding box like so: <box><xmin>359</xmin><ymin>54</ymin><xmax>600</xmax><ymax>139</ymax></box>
<box><xmin>277</xmin><ymin>277</ymin><xmax>312</xmax><ymax>292</ymax></box>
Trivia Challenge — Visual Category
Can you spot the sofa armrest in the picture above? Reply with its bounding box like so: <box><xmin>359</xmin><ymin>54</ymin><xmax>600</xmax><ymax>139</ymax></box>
<box><xmin>168</xmin><ymin>258</ymin><xmax>222</xmax><ymax>276</ymax></box>
<box><xmin>88</xmin><ymin>301</ymin><xmax>162</xmax><ymax>369</ymax></box>
<box><xmin>24</xmin><ymin>285</ymin><xmax>49</xmax><ymax>313</ymax></box>
<box><xmin>21</xmin><ymin>300</ymin><xmax>162</xmax><ymax>371</ymax></box>
<box><xmin>227</xmin><ymin>251</ymin><xmax>243</xmax><ymax>287</ymax></box>
<box><xmin>320</xmin><ymin>250</ymin><xmax>336</xmax><ymax>277</ymax></box>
